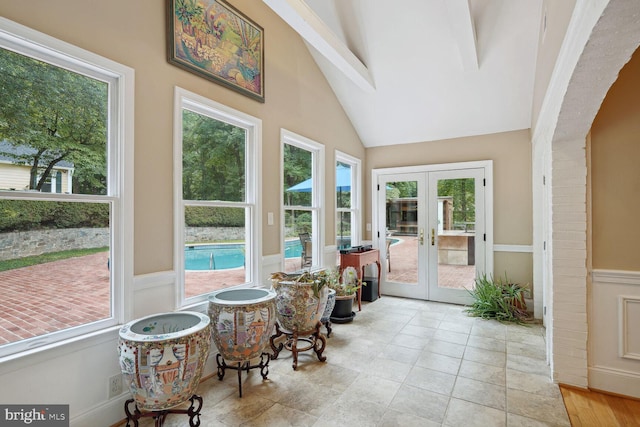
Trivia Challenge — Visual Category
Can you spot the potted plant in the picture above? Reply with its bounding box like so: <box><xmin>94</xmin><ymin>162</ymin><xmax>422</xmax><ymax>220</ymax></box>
<box><xmin>327</xmin><ymin>266</ymin><xmax>362</xmax><ymax>323</ymax></box>
<box><xmin>465</xmin><ymin>273</ymin><xmax>530</xmax><ymax>323</ymax></box>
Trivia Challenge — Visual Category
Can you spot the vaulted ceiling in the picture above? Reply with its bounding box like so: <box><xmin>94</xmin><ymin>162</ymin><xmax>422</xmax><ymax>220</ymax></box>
<box><xmin>263</xmin><ymin>0</ymin><xmax>543</xmax><ymax>147</ymax></box>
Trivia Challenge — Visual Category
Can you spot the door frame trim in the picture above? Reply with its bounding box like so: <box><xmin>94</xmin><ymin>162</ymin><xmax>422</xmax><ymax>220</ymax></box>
<box><xmin>371</xmin><ymin>160</ymin><xmax>494</xmax><ymax>285</ymax></box>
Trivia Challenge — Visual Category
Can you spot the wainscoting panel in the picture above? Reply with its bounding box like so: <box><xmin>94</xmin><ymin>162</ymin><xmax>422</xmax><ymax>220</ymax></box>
<box><xmin>590</xmin><ymin>270</ymin><xmax>640</xmax><ymax>398</ymax></box>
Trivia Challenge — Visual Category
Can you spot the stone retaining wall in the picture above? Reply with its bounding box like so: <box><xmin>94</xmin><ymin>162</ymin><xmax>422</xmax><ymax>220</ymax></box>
<box><xmin>0</xmin><ymin>228</ymin><xmax>110</xmax><ymax>261</ymax></box>
<box><xmin>0</xmin><ymin>227</ymin><xmax>246</xmax><ymax>261</ymax></box>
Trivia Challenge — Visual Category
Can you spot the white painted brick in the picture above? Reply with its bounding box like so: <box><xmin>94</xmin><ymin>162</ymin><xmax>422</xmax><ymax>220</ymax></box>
<box><xmin>553</xmin><ymin>301</ymin><xmax>587</xmax><ymax>314</ymax></box>
<box><xmin>553</xmin><ymin>248</ymin><xmax>586</xmax><ymax>260</ymax></box>
<box><xmin>554</xmin><ymin>328</ymin><xmax>588</xmax><ymax>342</ymax></box>
<box><xmin>555</xmin><ymin>343</ymin><xmax>587</xmax><ymax>359</ymax></box>
<box><xmin>553</xmin><ymin>319</ymin><xmax>588</xmax><ymax>333</ymax></box>
<box><xmin>552</xmin><ymin>203</ymin><xmax>586</xmax><ymax>214</ymax></box>
<box><xmin>553</xmin><ymin>267</ymin><xmax>587</xmax><ymax>277</ymax></box>
<box><xmin>555</xmin><ymin>372</ymin><xmax>589</xmax><ymax>388</ymax></box>
<box><xmin>552</xmin><ymin>230</ymin><xmax>586</xmax><ymax>242</ymax></box>
<box><xmin>554</xmin><ymin>310</ymin><xmax>586</xmax><ymax>323</ymax></box>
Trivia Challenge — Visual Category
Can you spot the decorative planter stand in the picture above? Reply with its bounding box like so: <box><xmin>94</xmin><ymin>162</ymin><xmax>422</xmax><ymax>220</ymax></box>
<box><xmin>118</xmin><ymin>311</ymin><xmax>211</xmax><ymax>427</ymax></box>
<box><xmin>208</xmin><ymin>288</ymin><xmax>276</xmax><ymax>397</ymax></box>
<box><xmin>320</xmin><ymin>288</ymin><xmax>337</xmax><ymax>337</ymax></box>
<box><xmin>270</xmin><ymin>278</ymin><xmax>329</xmax><ymax>370</ymax></box>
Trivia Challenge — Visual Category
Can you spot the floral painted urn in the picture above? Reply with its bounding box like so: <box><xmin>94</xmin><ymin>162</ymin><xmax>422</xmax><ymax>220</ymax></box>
<box><xmin>118</xmin><ymin>311</ymin><xmax>211</xmax><ymax>411</ymax></box>
<box><xmin>207</xmin><ymin>288</ymin><xmax>277</xmax><ymax>363</ymax></box>
<box><xmin>320</xmin><ymin>288</ymin><xmax>337</xmax><ymax>336</ymax></box>
<box><xmin>271</xmin><ymin>275</ymin><xmax>329</xmax><ymax>333</ymax></box>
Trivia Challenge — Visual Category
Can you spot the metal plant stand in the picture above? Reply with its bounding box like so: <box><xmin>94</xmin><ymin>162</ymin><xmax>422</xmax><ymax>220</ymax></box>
<box><xmin>124</xmin><ymin>394</ymin><xmax>203</xmax><ymax>427</ymax></box>
<box><xmin>216</xmin><ymin>352</ymin><xmax>270</xmax><ymax>397</ymax></box>
<box><xmin>269</xmin><ymin>321</ymin><xmax>327</xmax><ymax>370</ymax></box>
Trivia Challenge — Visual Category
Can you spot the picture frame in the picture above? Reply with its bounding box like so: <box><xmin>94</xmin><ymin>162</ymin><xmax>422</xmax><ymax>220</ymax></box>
<box><xmin>167</xmin><ymin>0</ymin><xmax>265</xmax><ymax>102</ymax></box>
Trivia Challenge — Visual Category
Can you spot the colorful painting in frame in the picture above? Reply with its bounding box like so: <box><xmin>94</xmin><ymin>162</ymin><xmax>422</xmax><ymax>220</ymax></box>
<box><xmin>168</xmin><ymin>0</ymin><xmax>264</xmax><ymax>102</ymax></box>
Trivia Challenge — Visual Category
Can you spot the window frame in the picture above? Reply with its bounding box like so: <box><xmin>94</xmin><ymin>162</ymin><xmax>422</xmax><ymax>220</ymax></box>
<box><xmin>0</xmin><ymin>17</ymin><xmax>134</xmax><ymax>360</ymax></box>
<box><xmin>174</xmin><ymin>87</ymin><xmax>262</xmax><ymax>309</ymax></box>
<box><xmin>281</xmin><ymin>129</ymin><xmax>325</xmax><ymax>271</ymax></box>
<box><xmin>335</xmin><ymin>151</ymin><xmax>362</xmax><ymax>249</ymax></box>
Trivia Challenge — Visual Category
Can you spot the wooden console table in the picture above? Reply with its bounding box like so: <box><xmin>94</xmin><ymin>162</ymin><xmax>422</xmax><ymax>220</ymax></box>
<box><xmin>339</xmin><ymin>249</ymin><xmax>381</xmax><ymax>311</ymax></box>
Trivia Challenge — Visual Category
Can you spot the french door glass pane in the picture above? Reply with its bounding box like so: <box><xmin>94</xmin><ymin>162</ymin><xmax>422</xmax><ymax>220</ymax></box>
<box><xmin>385</xmin><ymin>181</ymin><xmax>419</xmax><ymax>285</ymax></box>
<box><xmin>436</xmin><ymin>178</ymin><xmax>476</xmax><ymax>290</ymax></box>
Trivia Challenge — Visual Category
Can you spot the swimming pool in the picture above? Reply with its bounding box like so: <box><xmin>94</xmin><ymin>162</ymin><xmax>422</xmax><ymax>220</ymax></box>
<box><xmin>185</xmin><ymin>240</ymin><xmax>303</xmax><ymax>270</ymax></box>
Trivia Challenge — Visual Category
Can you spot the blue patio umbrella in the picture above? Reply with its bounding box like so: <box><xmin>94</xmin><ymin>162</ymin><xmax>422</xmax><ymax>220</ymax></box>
<box><xmin>285</xmin><ymin>164</ymin><xmax>353</xmax><ymax>193</ymax></box>
<box><xmin>287</xmin><ymin>165</ymin><xmax>354</xmax><ymax>248</ymax></box>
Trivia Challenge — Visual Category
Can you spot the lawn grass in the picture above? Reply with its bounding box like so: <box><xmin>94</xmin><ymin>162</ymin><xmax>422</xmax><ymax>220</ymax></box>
<box><xmin>0</xmin><ymin>247</ymin><xmax>109</xmax><ymax>272</ymax></box>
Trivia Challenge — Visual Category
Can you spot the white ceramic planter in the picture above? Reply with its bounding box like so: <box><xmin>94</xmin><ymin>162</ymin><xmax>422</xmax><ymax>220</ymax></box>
<box><xmin>208</xmin><ymin>288</ymin><xmax>276</xmax><ymax>362</ymax></box>
<box><xmin>118</xmin><ymin>311</ymin><xmax>211</xmax><ymax>411</ymax></box>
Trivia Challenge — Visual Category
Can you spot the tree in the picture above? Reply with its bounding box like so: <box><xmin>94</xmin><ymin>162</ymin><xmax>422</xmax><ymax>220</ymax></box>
<box><xmin>0</xmin><ymin>47</ymin><xmax>108</xmax><ymax>195</ymax></box>
<box><xmin>182</xmin><ymin>110</ymin><xmax>245</xmax><ymax>202</ymax></box>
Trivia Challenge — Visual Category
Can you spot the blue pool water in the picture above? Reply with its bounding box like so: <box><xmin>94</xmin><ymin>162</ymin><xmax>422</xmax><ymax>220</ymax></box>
<box><xmin>185</xmin><ymin>240</ymin><xmax>302</xmax><ymax>270</ymax></box>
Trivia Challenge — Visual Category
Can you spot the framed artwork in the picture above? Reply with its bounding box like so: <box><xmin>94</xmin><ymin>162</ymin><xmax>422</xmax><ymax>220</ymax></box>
<box><xmin>168</xmin><ymin>0</ymin><xmax>265</xmax><ymax>102</ymax></box>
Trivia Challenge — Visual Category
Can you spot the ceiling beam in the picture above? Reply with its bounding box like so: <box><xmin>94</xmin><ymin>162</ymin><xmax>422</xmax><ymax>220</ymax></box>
<box><xmin>262</xmin><ymin>0</ymin><xmax>375</xmax><ymax>92</ymax></box>
<box><xmin>445</xmin><ymin>0</ymin><xmax>479</xmax><ymax>71</ymax></box>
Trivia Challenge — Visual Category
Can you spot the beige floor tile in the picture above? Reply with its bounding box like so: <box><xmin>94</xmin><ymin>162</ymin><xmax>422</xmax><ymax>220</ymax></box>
<box><xmin>426</xmin><ymin>338</ymin><xmax>468</xmax><ymax>358</ymax></box>
<box><xmin>378</xmin><ymin>409</ymin><xmax>441</xmax><ymax>427</ymax></box>
<box><xmin>507</xmin><ymin>413</ymin><xmax>562</xmax><ymax>426</ymax></box>
<box><xmin>506</xmin><ymin>353</ymin><xmax>549</xmax><ymax>376</ymax></box>
<box><xmin>463</xmin><ymin>346</ymin><xmax>506</xmax><ymax>367</ymax></box>
<box><xmin>401</xmin><ymin>324</ymin><xmax>438</xmax><ymax>338</ymax></box>
<box><xmin>389</xmin><ymin>384</ymin><xmax>450</xmax><ymax>424</ymax></box>
<box><xmin>377</xmin><ymin>343</ymin><xmax>422</xmax><ymax>364</ymax></box>
<box><xmin>366</xmin><ymin>355</ymin><xmax>413</xmax><ymax>382</ymax></box>
<box><xmin>444</xmin><ymin>398</ymin><xmax>506</xmax><ymax>427</ymax></box>
<box><xmin>416</xmin><ymin>350</ymin><xmax>462</xmax><ymax>375</ymax></box>
<box><xmin>240</xmin><ymin>402</ymin><xmax>317</xmax><ymax>426</ymax></box>
<box><xmin>405</xmin><ymin>365</ymin><xmax>457</xmax><ymax>395</ymax></box>
<box><xmin>507</xmin><ymin>388</ymin><xmax>571</xmax><ymax>426</ymax></box>
<box><xmin>507</xmin><ymin>340</ymin><xmax>546</xmax><ymax>360</ymax></box>
<box><xmin>344</xmin><ymin>374</ymin><xmax>402</xmax><ymax>406</ymax></box>
<box><xmin>408</xmin><ymin>315</ymin><xmax>442</xmax><ymax>329</ymax></box>
<box><xmin>433</xmin><ymin>328</ymin><xmax>469</xmax><ymax>345</ymax></box>
<box><xmin>467</xmin><ymin>334</ymin><xmax>506</xmax><ymax>352</ymax></box>
<box><xmin>457</xmin><ymin>359</ymin><xmax>506</xmax><ymax>386</ymax></box>
<box><xmin>438</xmin><ymin>320</ymin><xmax>473</xmax><ymax>334</ymax></box>
<box><xmin>390</xmin><ymin>332</ymin><xmax>430</xmax><ymax>350</ymax></box>
<box><xmin>313</xmin><ymin>394</ymin><xmax>387</xmax><ymax>427</ymax></box>
<box><xmin>506</xmin><ymin>369</ymin><xmax>562</xmax><ymax>399</ymax></box>
<box><xmin>452</xmin><ymin>376</ymin><xmax>507</xmax><ymax>410</ymax></box>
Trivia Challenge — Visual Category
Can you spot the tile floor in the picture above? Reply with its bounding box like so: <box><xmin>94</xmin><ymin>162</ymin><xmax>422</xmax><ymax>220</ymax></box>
<box><xmin>134</xmin><ymin>296</ymin><xmax>570</xmax><ymax>427</ymax></box>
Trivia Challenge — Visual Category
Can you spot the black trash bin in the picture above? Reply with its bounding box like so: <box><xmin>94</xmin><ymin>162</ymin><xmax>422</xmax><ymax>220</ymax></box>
<box><xmin>362</xmin><ymin>276</ymin><xmax>379</xmax><ymax>302</ymax></box>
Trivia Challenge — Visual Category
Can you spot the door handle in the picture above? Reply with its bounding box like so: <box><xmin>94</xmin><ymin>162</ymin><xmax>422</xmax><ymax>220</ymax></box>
<box><xmin>431</xmin><ymin>228</ymin><xmax>435</xmax><ymax>246</ymax></box>
<box><xmin>419</xmin><ymin>228</ymin><xmax>424</xmax><ymax>245</ymax></box>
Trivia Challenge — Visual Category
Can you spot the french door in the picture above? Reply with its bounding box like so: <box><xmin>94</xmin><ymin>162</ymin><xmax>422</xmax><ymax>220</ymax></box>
<box><xmin>374</xmin><ymin>162</ymin><xmax>492</xmax><ymax>305</ymax></box>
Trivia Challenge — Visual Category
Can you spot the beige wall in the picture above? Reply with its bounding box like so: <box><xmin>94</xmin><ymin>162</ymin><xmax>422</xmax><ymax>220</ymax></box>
<box><xmin>0</xmin><ymin>0</ymin><xmax>365</xmax><ymax>274</ymax></box>
<box><xmin>590</xmin><ymin>46</ymin><xmax>640</xmax><ymax>271</ymax></box>
<box><xmin>531</xmin><ymin>0</ymin><xmax>577</xmax><ymax>131</ymax></box>
<box><xmin>366</xmin><ymin>129</ymin><xmax>533</xmax><ymax>284</ymax></box>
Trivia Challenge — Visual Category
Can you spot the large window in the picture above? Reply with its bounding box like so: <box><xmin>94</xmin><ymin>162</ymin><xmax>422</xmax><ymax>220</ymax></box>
<box><xmin>175</xmin><ymin>88</ymin><xmax>261</xmax><ymax>306</ymax></box>
<box><xmin>282</xmin><ymin>130</ymin><xmax>324</xmax><ymax>272</ymax></box>
<box><xmin>0</xmin><ymin>18</ymin><xmax>133</xmax><ymax>358</ymax></box>
<box><xmin>335</xmin><ymin>152</ymin><xmax>361</xmax><ymax>250</ymax></box>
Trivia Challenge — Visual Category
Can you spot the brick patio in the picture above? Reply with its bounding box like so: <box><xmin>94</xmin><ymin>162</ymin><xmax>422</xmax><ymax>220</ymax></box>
<box><xmin>0</xmin><ymin>238</ymin><xmax>475</xmax><ymax>346</ymax></box>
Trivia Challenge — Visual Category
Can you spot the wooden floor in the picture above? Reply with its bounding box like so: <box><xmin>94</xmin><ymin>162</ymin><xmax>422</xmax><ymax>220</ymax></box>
<box><xmin>560</xmin><ymin>385</ymin><xmax>640</xmax><ymax>426</ymax></box>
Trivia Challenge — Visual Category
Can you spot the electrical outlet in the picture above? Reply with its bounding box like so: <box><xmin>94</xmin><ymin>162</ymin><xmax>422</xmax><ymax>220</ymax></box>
<box><xmin>108</xmin><ymin>374</ymin><xmax>123</xmax><ymax>398</ymax></box>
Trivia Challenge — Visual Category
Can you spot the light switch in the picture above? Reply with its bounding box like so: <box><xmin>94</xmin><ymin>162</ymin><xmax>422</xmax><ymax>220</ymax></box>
<box><xmin>366</xmin><ymin>223</ymin><xmax>371</xmax><ymax>231</ymax></box>
<box><xmin>267</xmin><ymin>212</ymin><xmax>274</xmax><ymax>225</ymax></box>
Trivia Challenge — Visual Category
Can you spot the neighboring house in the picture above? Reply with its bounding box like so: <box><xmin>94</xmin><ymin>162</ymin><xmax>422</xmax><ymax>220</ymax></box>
<box><xmin>0</xmin><ymin>140</ymin><xmax>74</xmax><ymax>193</ymax></box>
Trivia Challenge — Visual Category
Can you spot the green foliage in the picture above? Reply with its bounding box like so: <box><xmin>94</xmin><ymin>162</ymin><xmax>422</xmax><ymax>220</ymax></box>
<box><xmin>0</xmin><ymin>46</ymin><xmax>108</xmax><ymax>195</ymax></box>
<box><xmin>465</xmin><ymin>273</ymin><xmax>529</xmax><ymax>323</ymax></box>
<box><xmin>0</xmin><ymin>247</ymin><xmax>108</xmax><ymax>272</ymax></box>
<box><xmin>185</xmin><ymin>206</ymin><xmax>244</xmax><ymax>227</ymax></box>
<box><xmin>283</xmin><ymin>143</ymin><xmax>312</xmax><ymax>206</ymax></box>
<box><xmin>182</xmin><ymin>110</ymin><xmax>245</xmax><ymax>202</ymax></box>
<box><xmin>0</xmin><ymin>200</ymin><xmax>109</xmax><ymax>232</ymax></box>
<box><xmin>438</xmin><ymin>178</ymin><xmax>475</xmax><ymax>226</ymax></box>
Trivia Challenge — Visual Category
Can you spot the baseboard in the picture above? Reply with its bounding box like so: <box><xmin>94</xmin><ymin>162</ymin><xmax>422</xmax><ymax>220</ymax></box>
<box><xmin>589</xmin><ymin>366</ymin><xmax>640</xmax><ymax>399</ymax></box>
<box><xmin>73</xmin><ymin>394</ymin><xmax>130</xmax><ymax>427</ymax></box>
